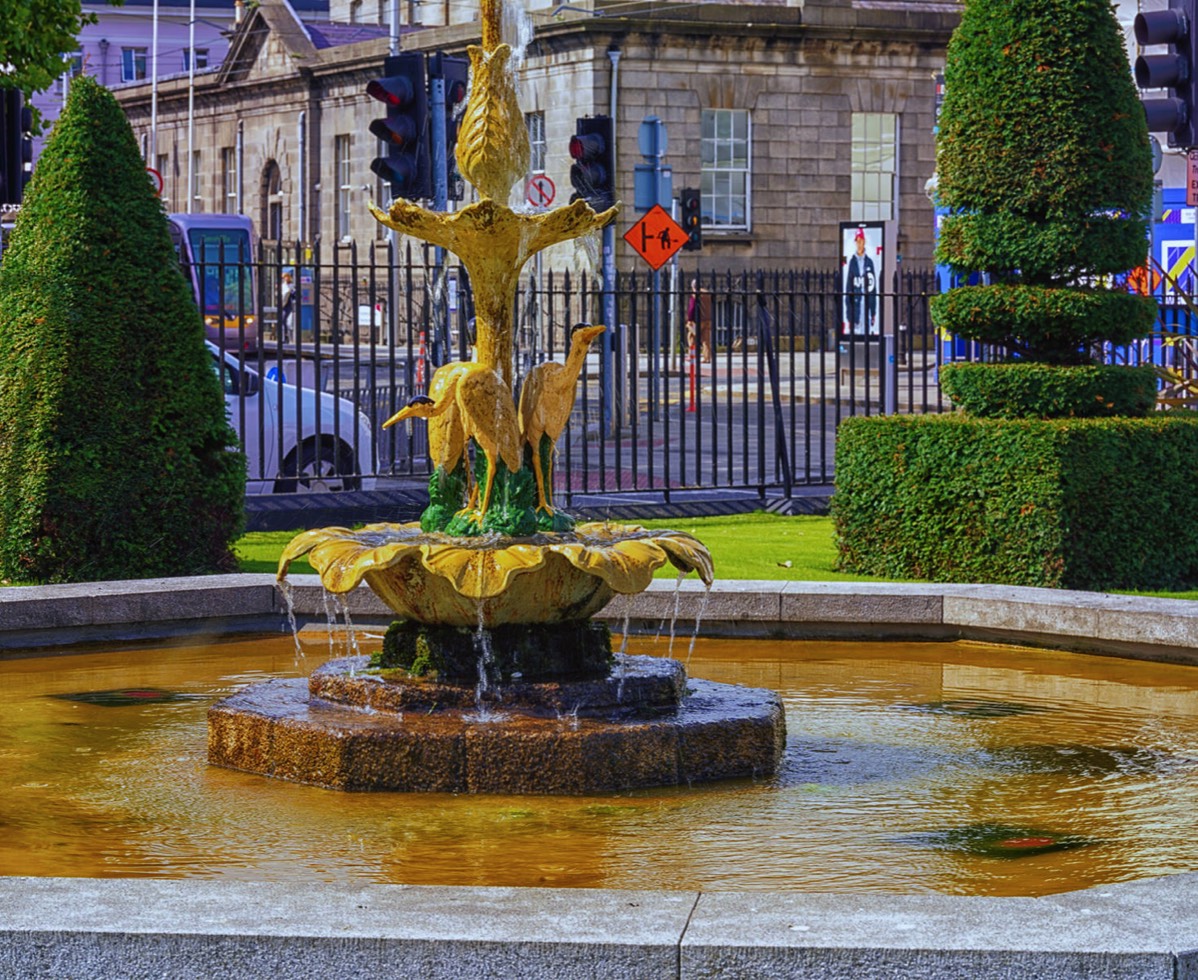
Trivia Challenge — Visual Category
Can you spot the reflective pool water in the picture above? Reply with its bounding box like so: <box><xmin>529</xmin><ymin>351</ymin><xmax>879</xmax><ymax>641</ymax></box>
<box><xmin>4</xmin><ymin>629</ymin><xmax>1198</xmax><ymax>896</ymax></box>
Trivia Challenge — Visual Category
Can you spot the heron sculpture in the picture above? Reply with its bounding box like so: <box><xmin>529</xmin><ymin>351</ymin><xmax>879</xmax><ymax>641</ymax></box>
<box><xmin>385</xmin><ymin>362</ymin><xmax>522</xmax><ymax>521</ymax></box>
<box><xmin>518</xmin><ymin>324</ymin><xmax>606</xmax><ymax>515</ymax></box>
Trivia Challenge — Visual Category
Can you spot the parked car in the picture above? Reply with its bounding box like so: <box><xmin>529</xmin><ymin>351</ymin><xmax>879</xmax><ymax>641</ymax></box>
<box><xmin>208</xmin><ymin>342</ymin><xmax>375</xmax><ymax>493</ymax></box>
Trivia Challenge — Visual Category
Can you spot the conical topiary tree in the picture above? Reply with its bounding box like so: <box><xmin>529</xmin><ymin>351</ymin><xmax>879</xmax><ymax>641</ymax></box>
<box><xmin>0</xmin><ymin>76</ymin><xmax>245</xmax><ymax>583</ymax></box>
<box><xmin>931</xmin><ymin>0</ymin><xmax>1158</xmax><ymax>366</ymax></box>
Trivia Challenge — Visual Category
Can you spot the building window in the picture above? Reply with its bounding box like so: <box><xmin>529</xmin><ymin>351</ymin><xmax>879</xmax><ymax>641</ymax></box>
<box><xmin>183</xmin><ymin>49</ymin><xmax>209</xmax><ymax>71</ymax></box>
<box><xmin>191</xmin><ymin>150</ymin><xmax>202</xmax><ymax>211</ymax></box>
<box><xmin>156</xmin><ymin>153</ymin><xmax>169</xmax><ymax>208</ymax></box>
<box><xmin>851</xmin><ymin>112</ymin><xmax>898</xmax><ymax>223</ymax></box>
<box><xmin>121</xmin><ymin>47</ymin><xmax>148</xmax><ymax>82</ymax></box>
<box><xmin>700</xmin><ymin>108</ymin><xmax>750</xmax><ymax>231</ymax></box>
<box><xmin>221</xmin><ymin>147</ymin><xmax>237</xmax><ymax>213</ymax></box>
<box><xmin>349</xmin><ymin>0</ymin><xmax>363</xmax><ymax>23</ymax></box>
<box><xmin>526</xmin><ymin>111</ymin><xmax>546</xmax><ymax>174</ymax></box>
<box><xmin>335</xmin><ymin>135</ymin><xmax>352</xmax><ymax>239</ymax></box>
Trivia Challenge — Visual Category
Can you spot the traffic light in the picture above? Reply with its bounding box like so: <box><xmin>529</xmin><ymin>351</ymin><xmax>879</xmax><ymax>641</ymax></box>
<box><xmin>569</xmin><ymin>115</ymin><xmax>614</xmax><ymax>210</ymax></box>
<box><xmin>0</xmin><ymin>89</ymin><xmax>31</xmax><ymax>206</ymax></box>
<box><xmin>431</xmin><ymin>53</ymin><xmax>469</xmax><ymax>201</ymax></box>
<box><xmin>367</xmin><ymin>53</ymin><xmax>430</xmax><ymax>201</ymax></box>
<box><xmin>1135</xmin><ymin>0</ymin><xmax>1198</xmax><ymax>149</ymax></box>
<box><xmin>680</xmin><ymin>187</ymin><xmax>702</xmax><ymax>251</ymax></box>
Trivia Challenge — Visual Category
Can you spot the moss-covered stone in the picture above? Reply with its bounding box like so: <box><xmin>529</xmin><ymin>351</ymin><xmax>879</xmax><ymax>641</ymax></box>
<box><xmin>376</xmin><ymin>618</ymin><xmax>614</xmax><ymax>682</ymax></box>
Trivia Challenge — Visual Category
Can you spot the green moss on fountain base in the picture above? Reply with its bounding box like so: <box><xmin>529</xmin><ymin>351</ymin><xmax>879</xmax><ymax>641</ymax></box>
<box><xmin>376</xmin><ymin>618</ymin><xmax>613</xmax><ymax>682</ymax></box>
<box><xmin>421</xmin><ymin>440</ymin><xmax>576</xmax><ymax>536</ymax></box>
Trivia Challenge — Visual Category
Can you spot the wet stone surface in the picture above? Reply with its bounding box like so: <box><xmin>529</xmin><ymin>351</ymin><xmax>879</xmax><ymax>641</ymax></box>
<box><xmin>208</xmin><ymin>663</ymin><xmax>786</xmax><ymax>794</ymax></box>
<box><xmin>310</xmin><ymin>653</ymin><xmax>687</xmax><ymax>716</ymax></box>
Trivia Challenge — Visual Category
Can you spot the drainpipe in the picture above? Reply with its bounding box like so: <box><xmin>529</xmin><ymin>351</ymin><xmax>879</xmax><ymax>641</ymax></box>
<box><xmin>236</xmin><ymin>120</ymin><xmax>244</xmax><ymax>214</ymax></box>
<box><xmin>297</xmin><ymin>111</ymin><xmax>306</xmax><ymax>243</ymax></box>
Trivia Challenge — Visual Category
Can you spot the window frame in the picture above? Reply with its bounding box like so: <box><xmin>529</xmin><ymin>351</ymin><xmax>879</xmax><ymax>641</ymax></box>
<box><xmin>699</xmin><ymin>108</ymin><xmax>752</xmax><ymax>233</ymax></box>
<box><xmin>120</xmin><ymin>47</ymin><xmax>148</xmax><ymax>83</ymax></box>
<box><xmin>850</xmin><ymin>112</ymin><xmax>898</xmax><ymax>224</ymax></box>
<box><xmin>335</xmin><ymin>135</ymin><xmax>353</xmax><ymax>240</ymax></box>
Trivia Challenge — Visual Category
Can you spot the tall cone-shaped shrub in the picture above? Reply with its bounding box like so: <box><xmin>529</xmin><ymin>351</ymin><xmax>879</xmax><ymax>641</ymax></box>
<box><xmin>931</xmin><ymin>0</ymin><xmax>1157</xmax><ymax>364</ymax></box>
<box><xmin>0</xmin><ymin>76</ymin><xmax>245</xmax><ymax>583</ymax></box>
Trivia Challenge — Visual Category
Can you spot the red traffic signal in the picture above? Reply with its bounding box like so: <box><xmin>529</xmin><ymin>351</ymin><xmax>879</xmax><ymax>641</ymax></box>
<box><xmin>368</xmin><ymin>53</ymin><xmax>430</xmax><ymax>200</ymax></box>
<box><xmin>569</xmin><ymin>115</ymin><xmax>614</xmax><ymax>210</ymax></box>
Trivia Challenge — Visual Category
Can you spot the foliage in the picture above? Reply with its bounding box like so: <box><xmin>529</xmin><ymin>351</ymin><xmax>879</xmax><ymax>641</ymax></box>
<box><xmin>833</xmin><ymin>414</ymin><xmax>1198</xmax><ymax>591</ymax></box>
<box><xmin>929</xmin><ymin>286</ymin><xmax>1158</xmax><ymax>364</ymax></box>
<box><xmin>933</xmin><ymin>0</ymin><xmax>1154</xmax><ymax>363</ymax></box>
<box><xmin>0</xmin><ymin>0</ymin><xmax>122</xmax><ymax>127</ymax></box>
<box><xmin>0</xmin><ymin>76</ymin><xmax>245</xmax><ymax>584</ymax></box>
<box><xmin>940</xmin><ymin>363</ymin><xmax>1159</xmax><ymax>418</ymax></box>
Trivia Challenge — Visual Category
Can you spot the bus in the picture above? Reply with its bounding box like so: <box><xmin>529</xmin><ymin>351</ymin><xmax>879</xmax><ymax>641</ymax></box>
<box><xmin>167</xmin><ymin>213</ymin><xmax>258</xmax><ymax>352</ymax></box>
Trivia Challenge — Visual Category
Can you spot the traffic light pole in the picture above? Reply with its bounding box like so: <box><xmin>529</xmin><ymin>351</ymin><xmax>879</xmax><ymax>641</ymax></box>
<box><xmin>429</xmin><ymin>73</ymin><xmax>450</xmax><ymax>365</ymax></box>
<box><xmin>602</xmin><ymin>224</ymin><xmax>618</xmax><ymax>433</ymax></box>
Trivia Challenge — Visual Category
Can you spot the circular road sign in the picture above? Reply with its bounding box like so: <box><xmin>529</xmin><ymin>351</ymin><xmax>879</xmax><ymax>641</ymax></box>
<box><xmin>526</xmin><ymin>174</ymin><xmax>556</xmax><ymax>208</ymax></box>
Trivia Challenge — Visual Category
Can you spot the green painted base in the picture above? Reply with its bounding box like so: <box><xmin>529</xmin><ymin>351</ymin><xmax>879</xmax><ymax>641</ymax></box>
<box><xmin>421</xmin><ymin>438</ymin><xmax>575</xmax><ymax>536</ymax></box>
<box><xmin>376</xmin><ymin>618</ymin><xmax>613</xmax><ymax>683</ymax></box>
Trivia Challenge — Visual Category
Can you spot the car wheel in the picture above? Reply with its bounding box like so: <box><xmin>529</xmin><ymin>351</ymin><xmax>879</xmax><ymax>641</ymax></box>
<box><xmin>274</xmin><ymin>440</ymin><xmax>360</xmax><ymax>493</ymax></box>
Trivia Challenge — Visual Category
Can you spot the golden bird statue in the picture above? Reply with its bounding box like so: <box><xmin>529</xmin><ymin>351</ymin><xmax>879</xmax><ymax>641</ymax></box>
<box><xmin>385</xmin><ymin>362</ymin><xmax>522</xmax><ymax>520</ymax></box>
<box><xmin>518</xmin><ymin>324</ymin><xmax>606</xmax><ymax>515</ymax></box>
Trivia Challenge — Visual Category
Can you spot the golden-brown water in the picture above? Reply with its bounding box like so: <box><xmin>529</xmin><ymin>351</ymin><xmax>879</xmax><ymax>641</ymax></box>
<box><xmin>4</xmin><ymin>629</ymin><xmax>1198</xmax><ymax>896</ymax></box>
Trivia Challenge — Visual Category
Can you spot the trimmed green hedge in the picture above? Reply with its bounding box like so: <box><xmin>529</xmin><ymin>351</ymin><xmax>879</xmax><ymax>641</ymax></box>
<box><xmin>940</xmin><ymin>363</ymin><xmax>1159</xmax><ymax>418</ymax></box>
<box><xmin>0</xmin><ymin>77</ymin><xmax>245</xmax><ymax>583</ymax></box>
<box><xmin>929</xmin><ymin>284</ymin><xmax>1158</xmax><ymax>365</ymax></box>
<box><xmin>932</xmin><ymin>0</ymin><xmax>1153</xmax><ymax>363</ymax></box>
<box><xmin>936</xmin><ymin>212</ymin><xmax>1149</xmax><ymax>281</ymax></box>
<box><xmin>833</xmin><ymin>414</ymin><xmax>1198</xmax><ymax>591</ymax></box>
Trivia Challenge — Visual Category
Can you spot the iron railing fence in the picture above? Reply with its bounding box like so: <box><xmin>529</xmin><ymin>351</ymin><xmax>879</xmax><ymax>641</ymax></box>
<box><xmin>200</xmin><ymin>239</ymin><xmax>1198</xmax><ymax>500</ymax></box>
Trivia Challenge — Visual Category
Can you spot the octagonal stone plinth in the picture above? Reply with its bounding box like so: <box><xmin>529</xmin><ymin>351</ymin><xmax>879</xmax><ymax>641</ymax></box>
<box><xmin>208</xmin><ymin>654</ymin><xmax>786</xmax><ymax>794</ymax></box>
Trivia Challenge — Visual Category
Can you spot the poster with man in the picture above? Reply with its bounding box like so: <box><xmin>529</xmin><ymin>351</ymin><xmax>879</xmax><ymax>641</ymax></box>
<box><xmin>840</xmin><ymin>221</ymin><xmax>884</xmax><ymax>336</ymax></box>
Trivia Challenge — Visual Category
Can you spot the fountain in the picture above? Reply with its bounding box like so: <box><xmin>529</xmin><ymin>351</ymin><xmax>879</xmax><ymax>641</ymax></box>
<box><xmin>206</xmin><ymin>0</ymin><xmax>786</xmax><ymax>793</ymax></box>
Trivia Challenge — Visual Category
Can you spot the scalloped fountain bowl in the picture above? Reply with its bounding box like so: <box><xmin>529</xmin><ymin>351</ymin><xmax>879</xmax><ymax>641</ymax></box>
<box><xmin>275</xmin><ymin>521</ymin><xmax>716</xmax><ymax>627</ymax></box>
<box><xmin>208</xmin><ymin>520</ymin><xmax>788</xmax><ymax>794</ymax></box>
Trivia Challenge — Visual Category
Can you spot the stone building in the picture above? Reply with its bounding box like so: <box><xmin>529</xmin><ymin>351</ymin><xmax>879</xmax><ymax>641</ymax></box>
<box><xmin>111</xmin><ymin>0</ymin><xmax>960</xmax><ymax>273</ymax></box>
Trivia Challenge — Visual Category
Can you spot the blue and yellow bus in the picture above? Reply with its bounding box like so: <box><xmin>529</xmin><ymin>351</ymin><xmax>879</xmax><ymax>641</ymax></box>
<box><xmin>167</xmin><ymin>213</ymin><xmax>258</xmax><ymax>352</ymax></box>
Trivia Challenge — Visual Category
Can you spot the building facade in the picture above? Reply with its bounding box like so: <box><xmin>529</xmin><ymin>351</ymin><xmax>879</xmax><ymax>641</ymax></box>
<box><xmin>106</xmin><ymin>0</ymin><xmax>960</xmax><ymax>273</ymax></box>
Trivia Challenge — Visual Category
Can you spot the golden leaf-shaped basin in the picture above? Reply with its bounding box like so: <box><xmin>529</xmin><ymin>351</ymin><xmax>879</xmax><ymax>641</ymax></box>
<box><xmin>278</xmin><ymin>522</ymin><xmax>713</xmax><ymax>627</ymax></box>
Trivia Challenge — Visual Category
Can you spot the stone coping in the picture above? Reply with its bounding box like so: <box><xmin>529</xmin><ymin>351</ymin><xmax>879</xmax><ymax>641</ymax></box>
<box><xmin>3</xmin><ymin>574</ymin><xmax>1198</xmax><ymax>976</ymax></box>
<box><xmin>4</xmin><ymin>573</ymin><xmax>1198</xmax><ymax>664</ymax></box>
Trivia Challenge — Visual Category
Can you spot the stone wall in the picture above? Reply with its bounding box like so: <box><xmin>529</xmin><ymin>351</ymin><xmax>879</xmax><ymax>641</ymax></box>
<box><xmin>113</xmin><ymin>0</ymin><xmax>959</xmax><ymax>273</ymax></box>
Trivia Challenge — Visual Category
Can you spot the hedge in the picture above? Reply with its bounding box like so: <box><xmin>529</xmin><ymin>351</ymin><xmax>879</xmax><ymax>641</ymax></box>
<box><xmin>929</xmin><ymin>284</ymin><xmax>1158</xmax><ymax>365</ymax></box>
<box><xmin>832</xmin><ymin>413</ymin><xmax>1198</xmax><ymax>591</ymax></box>
<box><xmin>939</xmin><ymin>363</ymin><xmax>1159</xmax><ymax>418</ymax></box>
<box><xmin>0</xmin><ymin>77</ymin><xmax>245</xmax><ymax>583</ymax></box>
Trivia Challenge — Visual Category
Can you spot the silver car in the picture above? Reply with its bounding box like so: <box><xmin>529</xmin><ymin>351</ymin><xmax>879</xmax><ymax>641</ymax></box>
<box><xmin>208</xmin><ymin>342</ymin><xmax>375</xmax><ymax>494</ymax></box>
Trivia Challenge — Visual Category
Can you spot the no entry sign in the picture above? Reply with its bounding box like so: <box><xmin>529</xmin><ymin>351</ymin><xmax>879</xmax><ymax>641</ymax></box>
<box><xmin>526</xmin><ymin>174</ymin><xmax>556</xmax><ymax>208</ymax></box>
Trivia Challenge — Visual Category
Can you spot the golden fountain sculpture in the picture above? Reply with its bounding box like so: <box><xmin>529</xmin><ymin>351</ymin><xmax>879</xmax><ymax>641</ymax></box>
<box><xmin>212</xmin><ymin>2</ymin><xmax>784</xmax><ymax>796</ymax></box>
<box><xmin>277</xmin><ymin>0</ymin><xmax>714</xmax><ymax>627</ymax></box>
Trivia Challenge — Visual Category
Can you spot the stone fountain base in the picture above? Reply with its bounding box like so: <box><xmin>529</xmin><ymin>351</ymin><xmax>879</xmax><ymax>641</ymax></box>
<box><xmin>208</xmin><ymin>654</ymin><xmax>786</xmax><ymax>794</ymax></box>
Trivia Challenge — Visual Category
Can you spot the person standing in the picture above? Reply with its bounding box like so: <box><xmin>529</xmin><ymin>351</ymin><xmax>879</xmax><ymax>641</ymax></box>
<box><xmin>686</xmin><ymin>278</ymin><xmax>713</xmax><ymax>363</ymax></box>
<box><xmin>279</xmin><ymin>270</ymin><xmax>296</xmax><ymax>344</ymax></box>
<box><xmin>843</xmin><ymin>229</ymin><xmax>877</xmax><ymax>335</ymax></box>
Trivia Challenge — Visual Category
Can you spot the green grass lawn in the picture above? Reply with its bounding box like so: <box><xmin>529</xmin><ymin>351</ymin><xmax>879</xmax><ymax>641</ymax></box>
<box><xmin>236</xmin><ymin>512</ymin><xmax>1198</xmax><ymax>600</ymax></box>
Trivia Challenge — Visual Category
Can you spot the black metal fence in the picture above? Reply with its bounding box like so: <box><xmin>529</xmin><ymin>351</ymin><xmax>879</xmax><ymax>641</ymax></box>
<box><xmin>208</xmin><ymin>239</ymin><xmax>1198</xmax><ymax>502</ymax></box>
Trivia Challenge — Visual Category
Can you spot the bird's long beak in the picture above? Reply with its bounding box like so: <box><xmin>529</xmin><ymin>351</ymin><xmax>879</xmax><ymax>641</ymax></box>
<box><xmin>383</xmin><ymin>395</ymin><xmax>435</xmax><ymax>429</ymax></box>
